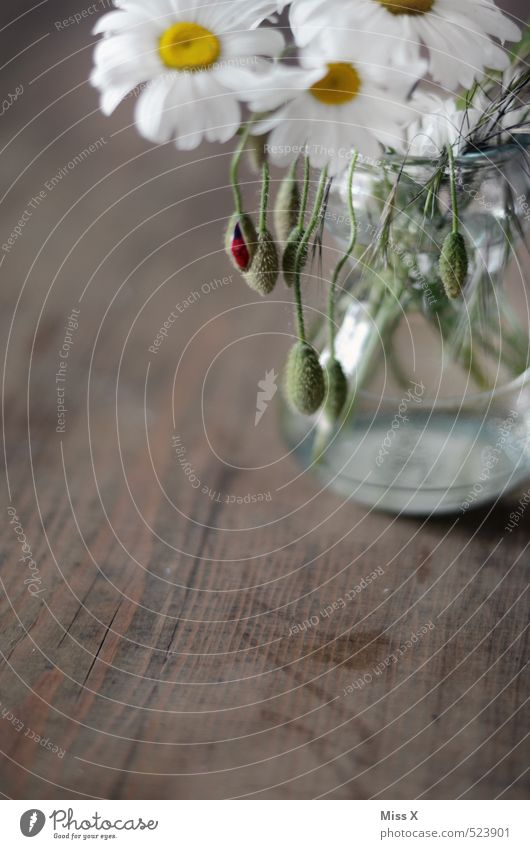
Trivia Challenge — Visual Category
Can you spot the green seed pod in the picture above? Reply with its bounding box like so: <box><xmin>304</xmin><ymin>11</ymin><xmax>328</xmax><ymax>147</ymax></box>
<box><xmin>274</xmin><ymin>169</ymin><xmax>301</xmax><ymax>246</ymax></box>
<box><xmin>225</xmin><ymin>212</ymin><xmax>257</xmax><ymax>273</ymax></box>
<box><xmin>243</xmin><ymin>229</ymin><xmax>279</xmax><ymax>296</ymax></box>
<box><xmin>325</xmin><ymin>358</ymin><xmax>348</xmax><ymax>421</ymax></box>
<box><xmin>439</xmin><ymin>232</ymin><xmax>468</xmax><ymax>299</ymax></box>
<box><xmin>282</xmin><ymin>226</ymin><xmax>307</xmax><ymax>287</ymax></box>
<box><xmin>284</xmin><ymin>342</ymin><xmax>326</xmax><ymax>415</ymax></box>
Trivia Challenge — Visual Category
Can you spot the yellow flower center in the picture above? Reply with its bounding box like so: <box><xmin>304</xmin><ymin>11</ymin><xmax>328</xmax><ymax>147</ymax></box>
<box><xmin>159</xmin><ymin>22</ymin><xmax>220</xmax><ymax>71</ymax></box>
<box><xmin>310</xmin><ymin>63</ymin><xmax>362</xmax><ymax>106</ymax></box>
<box><xmin>378</xmin><ymin>0</ymin><xmax>434</xmax><ymax>14</ymax></box>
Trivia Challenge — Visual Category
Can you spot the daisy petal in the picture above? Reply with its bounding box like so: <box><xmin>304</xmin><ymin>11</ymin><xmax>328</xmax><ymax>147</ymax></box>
<box><xmin>135</xmin><ymin>75</ymin><xmax>179</xmax><ymax>143</ymax></box>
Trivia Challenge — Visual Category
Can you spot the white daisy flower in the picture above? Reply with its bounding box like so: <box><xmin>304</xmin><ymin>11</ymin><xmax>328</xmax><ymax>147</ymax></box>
<box><xmin>290</xmin><ymin>0</ymin><xmax>521</xmax><ymax>90</ymax></box>
<box><xmin>407</xmin><ymin>88</ymin><xmax>530</xmax><ymax>158</ymax></box>
<box><xmin>240</xmin><ymin>47</ymin><xmax>426</xmax><ymax>174</ymax></box>
<box><xmin>406</xmin><ymin>93</ymin><xmax>484</xmax><ymax>157</ymax></box>
<box><xmin>91</xmin><ymin>0</ymin><xmax>285</xmax><ymax>149</ymax></box>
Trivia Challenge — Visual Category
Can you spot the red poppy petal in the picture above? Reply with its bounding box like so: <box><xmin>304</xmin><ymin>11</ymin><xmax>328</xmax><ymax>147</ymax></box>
<box><xmin>231</xmin><ymin>222</ymin><xmax>251</xmax><ymax>271</ymax></box>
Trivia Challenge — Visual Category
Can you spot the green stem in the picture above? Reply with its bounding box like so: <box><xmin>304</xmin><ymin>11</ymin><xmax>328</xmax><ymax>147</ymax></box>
<box><xmin>348</xmin><ymin>282</ymin><xmax>406</xmax><ymax>410</ymax></box>
<box><xmin>446</xmin><ymin>145</ymin><xmax>460</xmax><ymax>234</ymax></box>
<box><xmin>457</xmin><ymin>344</ymin><xmax>493</xmax><ymax>392</ymax></box>
<box><xmin>328</xmin><ymin>152</ymin><xmax>358</xmax><ymax>356</ymax></box>
<box><xmin>424</xmin><ymin>305</ymin><xmax>495</xmax><ymax>391</ymax></box>
<box><xmin>259</xmin><ymin>161</ymin><xmax>270</xmax><ymax>234</ymax></box>
<box><xmin>293</xmin><ymin>165</ymin><xmax>328</xmax><ymax>344</ymax></box>
<box><xmin>488</xmin><ymin>302</ymin><xmax>530</xmax><ymax>372</ymax></box>
<box><xmin>230</xmin><ymin>123</ymin><xmax>252</xmax><ymax>216</ymax></box>
<box><xmin>385</xmin><ymin>321</ymin><xmax>414</xmax><ymax>390</ymax></box>
<box><xmin>297</xmin><ymin>155</ymin><xmax>310</xmax><ymax>229</ymax></box>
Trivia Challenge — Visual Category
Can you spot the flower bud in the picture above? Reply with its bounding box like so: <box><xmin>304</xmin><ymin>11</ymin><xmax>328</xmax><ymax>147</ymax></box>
<box><xmin>225</xmin><ymin>213</ymin><xmax>257</xmax><ymax>272</ymax></box>
<box><xmin>274</xmin><ymin>169</ymin><xmax>300</xmax><ymax>245</ymax></box>
<box><xmin>243</xmin><ymin>229</ymin><xmax>279</xmax><ymax>295</ymax></box>
<box><xmin>284</xmin><ymin>342</ymin><xmax>325</xmax><ymax>415</ymax></box>
<box><xmin>439</xmin><ymin>232</ymin><xmax>468</xmax><ymax>299</ymax></box>
<box><xmin>325</xmin><ymin>358</ymin><xmax>348</xmax><ymax>420</ymax></box>
<box><xmin>282</xmin><ymin>226</ymin><xmax>307</xmax><ymax>287</ymax></box>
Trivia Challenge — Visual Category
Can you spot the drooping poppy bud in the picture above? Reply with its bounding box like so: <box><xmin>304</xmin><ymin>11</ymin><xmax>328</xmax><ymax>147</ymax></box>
<box><xmin>225</xmin><ymin>213</ymin><xmax>257</xmax><ymax>273</ymax></box>
<box><xmin>282</xmin><ymin>226</ymin><xmax>307</xmax><ymax>288</ymax></box>
<box><xmin>274</xmin><ymin>168</ymin><xmax>300</xmax><ymax>246</ymax></box>
<box><xmin>439</xmin><ymin>232</ymin><xmax>468</xmax><ymax>299</ymax></box>
<box><xmin>244</xmin><ymin>229</ymin><xmax>279</xmax><ymax>296</ymax></box>
<box><xmin>284</xmin><ymin>342</ymin><xmax>325</xmax><ymax>415</ymax></box>
<box><xmin>325</xmin><ymin>358</ymin><xmax>348</xmax><ymax>420</ymax></box>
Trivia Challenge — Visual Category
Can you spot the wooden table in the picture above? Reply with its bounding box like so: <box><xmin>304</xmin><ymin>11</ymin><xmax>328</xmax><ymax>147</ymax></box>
<box><xmin>0</xmin><ymin>0</ymin><xmax>528</xmax><ymax>800</ymax></box>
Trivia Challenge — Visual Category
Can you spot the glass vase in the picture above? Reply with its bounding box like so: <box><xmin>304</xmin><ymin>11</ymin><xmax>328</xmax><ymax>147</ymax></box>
<box><xmin>282</xmin><ymin>142</ymin><xmax>530</xmax><ymax>515</ymax></box>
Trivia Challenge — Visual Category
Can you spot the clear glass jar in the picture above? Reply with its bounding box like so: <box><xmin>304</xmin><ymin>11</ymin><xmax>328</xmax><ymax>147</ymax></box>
<box><xmin>282</xmin><ymin>142</ymin><xmax>530</xmax><ymax>515</ymax></box>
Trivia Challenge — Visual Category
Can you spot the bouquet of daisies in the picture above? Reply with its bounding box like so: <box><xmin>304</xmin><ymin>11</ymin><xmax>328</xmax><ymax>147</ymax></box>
<box><xmin>92</xmin><ymin>0</ymin><xmax>530</xmax><ymax>421</ymax></box>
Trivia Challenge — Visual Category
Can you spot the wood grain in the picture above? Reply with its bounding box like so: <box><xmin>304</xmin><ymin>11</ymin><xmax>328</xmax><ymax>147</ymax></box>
<box><xmin>0</xmin><ymin>0</ymin><xmax>528</xmax><ymax>800</ymax></box>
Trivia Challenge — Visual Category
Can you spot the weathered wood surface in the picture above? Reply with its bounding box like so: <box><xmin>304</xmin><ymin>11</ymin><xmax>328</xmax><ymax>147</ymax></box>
<box><xmin>0</xmin><ymin>0</ymin><xmax>529</xmax><ymax>799</ymax></box>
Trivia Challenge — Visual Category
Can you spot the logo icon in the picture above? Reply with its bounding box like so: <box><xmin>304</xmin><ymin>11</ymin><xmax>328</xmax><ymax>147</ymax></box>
<box><xmin>255</xmin><ymin>369</ymin><xmax>278</xmax><ymax>426</ymax></box>
<box><xmin>20</xmin><ymin>810</ymin><xmax>46</xmax><ymax>837</ymax></box>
